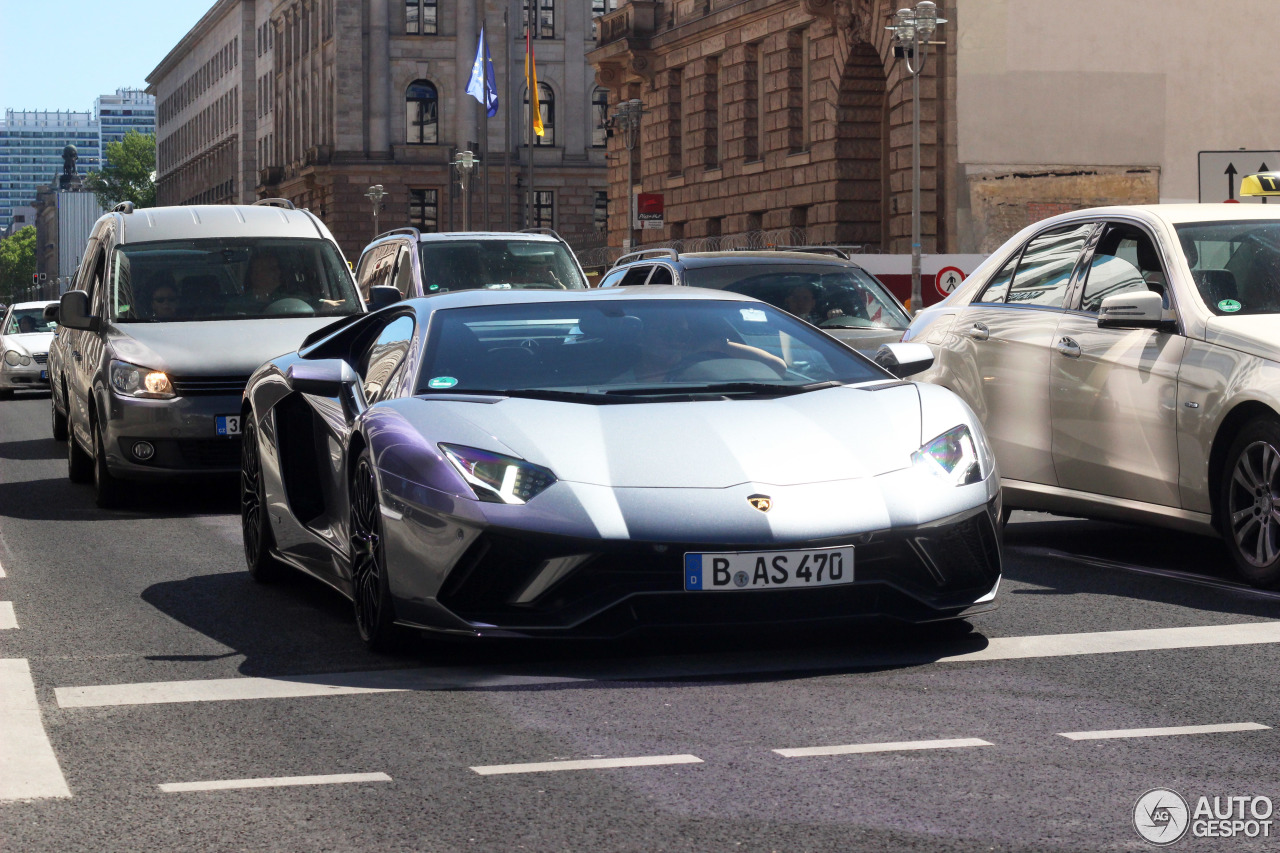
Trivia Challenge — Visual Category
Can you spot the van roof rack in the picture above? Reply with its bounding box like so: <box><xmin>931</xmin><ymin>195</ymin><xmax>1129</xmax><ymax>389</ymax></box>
<box><xmin>373</xmin><ymin>227</ymin><xmax>422</xmax><ymax>241</ymax></box>
<box><xmin>749</xmin><ymin>246</ymin><xmax>851</xmax><ymax>260</ymax></box>
<box><xmin>253</xmin><ymin>198</ymin><xmax>297</xmax><ymax>210</ymax></box>
<box><xmin>611</xmin><ymin>248</ymin><xmax>679</xmax><ymax>268</ymax></box>
<box><xmin>111</xmin><ymin>201</ymin><xmax>135</xmax><ymax>214</ymax></box>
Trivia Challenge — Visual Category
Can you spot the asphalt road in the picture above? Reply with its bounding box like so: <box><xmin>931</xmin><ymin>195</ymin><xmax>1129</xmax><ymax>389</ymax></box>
<box><xmin>2</xmin><ymin>388</ymin><xmax>1280</xmax><ymax>851</ymax></box>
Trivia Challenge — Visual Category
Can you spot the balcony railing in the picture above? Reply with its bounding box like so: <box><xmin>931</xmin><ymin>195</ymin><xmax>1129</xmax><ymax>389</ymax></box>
<box><xmin>596</xmin><ymin>1</ymin><xmax>659</xmax><ymax>47</ymax></box>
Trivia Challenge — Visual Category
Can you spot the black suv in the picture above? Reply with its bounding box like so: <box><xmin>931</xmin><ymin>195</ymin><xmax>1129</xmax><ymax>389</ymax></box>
<box><xmin>598</xmin><ymin>248</ymin><xmax>910</xmax><ymax>354</ymax></box>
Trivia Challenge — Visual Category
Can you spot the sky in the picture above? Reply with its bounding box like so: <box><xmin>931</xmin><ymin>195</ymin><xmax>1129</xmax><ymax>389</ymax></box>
<box><xmin>0</xmin><ymin>0</ymin><xmax>211</xmax><ymax>114</ymax></box>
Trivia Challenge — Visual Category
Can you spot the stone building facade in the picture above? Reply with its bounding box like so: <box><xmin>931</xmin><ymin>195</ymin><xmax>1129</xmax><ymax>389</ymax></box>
<box><xmin>589</xmin><ymin>0</ymin><xmax>957</xmax><ymax>254</ymax></box>
<box><xmin>149</xmin><ymin>0</ymin><xmax>608</xmax><ymax>262</ymax></box>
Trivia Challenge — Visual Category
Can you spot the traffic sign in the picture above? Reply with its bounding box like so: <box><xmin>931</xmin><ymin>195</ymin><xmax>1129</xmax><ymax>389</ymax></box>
<box><xmin>935</xmin><ymin>266</ymin><xmax>965</xmax><ymax>297</ymax></box>
<box><xmin>1198</xmin><ymin>150</ymin><xmax>1280</xmax><ymax>203</ymax></box>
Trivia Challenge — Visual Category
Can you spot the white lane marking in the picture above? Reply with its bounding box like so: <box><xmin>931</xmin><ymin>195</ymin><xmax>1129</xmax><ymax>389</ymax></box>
<box><xmin>56</xmin><ymin>669</ymin><xmax>586</xmax><ymax>709</ymax></box>
<box><xmin>1023</xmin><ymin>546</ymin><xmax>1280</xmax><ymax>602</ymax></box>
<box><xmin>0</xmin><ymin>659</ymin><xmax>71</xmax><ymax>800</ymax></box>
<box><xmin>55</xmin><ymin>620</ymin><xmax>1280</xmax><ymax>709</ymax></box>
<box><xmin>774</xmin><ymin>738</ymin><xmax>992</xmax><ymax>758</ymax></box>
<box><xmin>0</xmin><ymin>602</ymin><xmax>15</xmax><ymax>630</ymax></box>
<box><xmin>0</xmin><ymin>557</ymin><xmax>6</xmax><ymax>577</ymax></box>
<box><xmin>1059</xmin><ymin>722</ymin><xmax>1269</xmax><ymax>741</ymax></box>
<box><xmin>159</xmin><ymin>772</ymin><xmax>391</xmax><ymax>793</ymax></box>
<box><xmin>471</xmin><ymin>754</ymin><xmax>703</xmax><ymax>776</ymax></box>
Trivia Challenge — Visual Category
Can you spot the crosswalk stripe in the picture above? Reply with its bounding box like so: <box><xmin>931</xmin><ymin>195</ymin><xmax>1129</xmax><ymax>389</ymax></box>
<box><xmin>0</xmin><ymin>659</ymin><xmax>71</xmax><ymax>800</ymax></box>
<box><xmin>774</xmin><ymin>738</ymin><xmax>992</xmax><ymax>757</ymax></box>
<box><xmin>54</xmin><ymin>621</ymin><xmax>1280</xmax><ymax>710</ymax></box>
<box><xmin>471</xmin><ymin>754</ymin><xmax>703</xmax><ymax>776</ymax></box>
<box><xmin>159</xmin><ymin>772</ymin><xmax>392</xmax><ymax>793</ymax></box>
<box><xmin>0</xmin><ymin>603</ymin><xmax>15</xmax><ymax>630</ymax></box>
<box><xmin>1058</xmin><ymin>722</ymin><xmax>1269</xmax><ymax>741</ymax></box>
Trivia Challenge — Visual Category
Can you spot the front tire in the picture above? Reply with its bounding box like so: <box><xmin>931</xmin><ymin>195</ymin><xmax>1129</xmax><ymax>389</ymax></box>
<box><xmin>51</xmin><ymin>393</ymin><xmax>68</xmax><ymax>441</ymax></box>
<box><xmin>67</xmin><ymin>423</ymin><xmax>92</xmax><ymax>483</ymax></box>
<box><xmin>349</xmin><ymin>451</ymin><xmax>401</xmax><ymax>653</ymax></box>
<box><xmin>92</xmin><ymin>420</ymin><xmax>126</xmax><ymax>509</ymax></box>
<box><xmin>1221</xmin><ymin>417</ymin><xmax>1280</xmax><ymax>587</ymax></box>
<box><xmin>241</xmin><ymin>414</ymin><xmax>286</xmax><ymax>583</ymax></box>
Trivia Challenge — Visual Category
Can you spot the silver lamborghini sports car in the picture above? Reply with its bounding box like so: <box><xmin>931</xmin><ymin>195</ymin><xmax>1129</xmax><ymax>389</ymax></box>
<box><xmin>240</xmin><ymin>287</ymin><xmax>1002</xmax><ymax>649</ymax></box>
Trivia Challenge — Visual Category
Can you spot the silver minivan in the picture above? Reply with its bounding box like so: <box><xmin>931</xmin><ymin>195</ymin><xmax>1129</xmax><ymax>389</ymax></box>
<box><xmin>51</xmin><ymin>200</ymin><xmax>378</xmax><ymax>508</ymax></box>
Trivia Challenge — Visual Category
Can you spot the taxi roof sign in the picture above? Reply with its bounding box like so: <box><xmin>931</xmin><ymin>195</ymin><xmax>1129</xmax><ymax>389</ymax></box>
<box><xmin>1240</xmin><ymin>172</ymin><xmax>1280</xmax><ymax>197</ymax></box>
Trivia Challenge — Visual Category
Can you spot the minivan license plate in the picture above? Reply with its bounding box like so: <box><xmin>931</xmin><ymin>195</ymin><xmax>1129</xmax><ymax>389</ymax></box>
<box><xmin>215</xmin><ymin>415</ymin><xmax>241</xmax><ymax>436</ymax></box>
<box><xmin>684</xmin><ymin>546</ymin><xmax>853</xmax><ymax>591</ymax></box>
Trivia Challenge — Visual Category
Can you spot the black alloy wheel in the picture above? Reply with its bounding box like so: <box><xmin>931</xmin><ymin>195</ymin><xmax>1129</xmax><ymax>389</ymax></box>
<box><xmin>349</xmin><ymin>451</ymin><xmax>401</xmax><ymax>652</ymax></box>
<box><xmin>51</xmin><ymin>392</ymin><xmax>67</xmax><ymax>441</ymax></box>
<box><xmin>92</xmin><ymin>419</ymin><xmax>125</xmax><ymax>509</ymax></box>
<box><xmin>1221</xmin><ymin>417</ymin><xmax>1280</xmax><ymax>587</ymax></box>
<box><xmin>241</xmin><ymin>415</ymin><xmax>285</xmax><ymax>583</ymax></box>
<box><xmin>67</xmin><ymin>421</ymin><xmax>92</xmax><ymax>483</ymax></box>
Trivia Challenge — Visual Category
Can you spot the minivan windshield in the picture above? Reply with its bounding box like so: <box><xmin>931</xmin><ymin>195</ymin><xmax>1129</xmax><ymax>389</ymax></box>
<box><xmin>682</xmin><ymin>264</ymin><xmax>910</xmax><ymax>331</ymax></box>
<box><xmin>110</xmin><ymin>238</ymin><xmax>361</xmax><ymax>322</ymax></box>
<box><xmin>1177</xmin><ymin>220</ymin><xmax>1280</xmax><ymax>316</ymax></box>
<box><xmin>418</xmin><ymin>298</ymin><xmax>886</xmax><ymax>398</ymax></box>
<box><xmin>417</xmin><ymin>240</ymin><xmax>587</xmax><ymax>294</ymax></box>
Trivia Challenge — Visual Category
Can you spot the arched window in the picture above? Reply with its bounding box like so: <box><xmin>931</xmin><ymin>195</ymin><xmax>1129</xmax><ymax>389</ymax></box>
<box><xmin>591</xmin><ymin>87</ymin><xmax>609</xmax><ymax>148</ymax></box>
<box><xmin>406</xmin><ymin>80</ymin><xmax>438</xmax><ymax>144</ymax></box>
<box><xmin>522</xmin><ymin>83</ymin><xmax>555</xmax><ymax>147</ymax></box>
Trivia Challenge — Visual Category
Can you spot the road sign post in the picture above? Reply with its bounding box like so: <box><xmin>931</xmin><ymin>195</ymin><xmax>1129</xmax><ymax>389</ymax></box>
<box><xmin>1198</xmin><ymin>151</ymin><xmax>1280</xmax><ymax>203</ymax></box>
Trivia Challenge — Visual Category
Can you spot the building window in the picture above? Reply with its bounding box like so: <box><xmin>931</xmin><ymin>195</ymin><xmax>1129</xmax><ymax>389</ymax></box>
<box><xmin>705</xmin><ymin>56</ymin><xmax>720</xmax><ymax>168</ymax></box>
<box><xmin>521</xmin><ymin>0</ymin><xmax>555</xmax><ymax>38</ymax></box>
<box><xmin>406</xmin><ymin>0</ymin><xmax>438</xmax><ymax>34</ymax></box>
<box><xmin>591</xmin><ymin>0</ymin><xmax>617</xmax><ymax>39</ymax></box>
<box><xmin>591</xmin><ymin>88</ymin><xmax>609</xmax><ymax>148</ymax></box>
<box><xmin>594</xmin><ymin>190</ymin><xmax>608</xmax><ymax>232</ymax></box>
<box><xmin>533</xmin><ymin>190</ymin><xmax>554</xmax><ymax>229</ymax></box>
<box><xmin>667</xmin><ymin>69</ymin><xmax>683</xmax><ymax>175</ymax></box>
<box><xmin>406</xmin><ymin>80</ymin><xmax>439</xmax><ymax>144</ymax></box>
<box><xmin>746</xmin><ymin>43</ymin><xmax>762</xmax><ymax>161</ymax></box>
<box><xmin>523</xmin><ymin>84</ymin><xmax>555</xmax><ymax>146</ymax></box>
<box><xmin>409</xmin><ymin>189</ymin><xmax>439</xmax><ymax>231</ymax></box>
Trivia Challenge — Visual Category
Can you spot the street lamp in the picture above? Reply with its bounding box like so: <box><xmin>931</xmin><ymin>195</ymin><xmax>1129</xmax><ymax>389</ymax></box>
<box><xmin>452</xmin><ymin>151</ymin><xmax>478</xmax><ymax>231</ymax></box>
<box><xmin>610</xmin><ymin>98</ymin><xmax>646</xmax><ymax>248</ymax></box>
<box><xmin>364</xmin><ymin>184</ymin><xmax>387</xmax><ymax>240</ymax></box>
<box><xmin>888</xmin><ymin>0</ymin><xmax>946</xmax><ymax>315</ymax></box>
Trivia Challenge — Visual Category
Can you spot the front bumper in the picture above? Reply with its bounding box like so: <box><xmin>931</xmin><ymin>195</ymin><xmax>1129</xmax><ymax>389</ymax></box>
<box><xmin>0</xmin><ymin>358</ymin><xmax>49</xmax><ymax>389</ymax></box>
<box><xmin>101</xmin><ymin>390</ymin><xmax>243</xmax><ymax>479</ymax></box>
<box><xmin>405</xmin><ymin>499</ymin><xmax>1002</xmax><ymax>638</ymax></box>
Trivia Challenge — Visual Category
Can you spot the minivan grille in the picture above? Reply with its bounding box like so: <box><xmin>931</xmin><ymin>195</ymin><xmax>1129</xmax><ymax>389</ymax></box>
<box><xmin>170</xmin><ymin>375</ymin><xmax>251</xmax><ymax>396</ymax></box>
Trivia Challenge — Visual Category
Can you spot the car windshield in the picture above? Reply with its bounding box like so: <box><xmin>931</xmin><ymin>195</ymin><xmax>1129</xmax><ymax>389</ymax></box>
<box><xmin>1177</xmin><ymin>220</ymin><xmax>1280</xmax><ymax>316</ymax></box>
<box><xmin>5</xmin><ymin>307</ymin><xmax>56</xmax><ymax>334</ymax></box>
<box><xmin>682</xmin><ymin>263</ymin><xmax>909</xmax><ymax>330</ymax></box>
<box><xmin>417</xmin><ymin>298</ymin><xmax>887</xmax><ymax>398</ymax></box>
<box><xmin>110</xmin><ymin>238</ymin><xmax>361</xmax><ymax>322</ymax></box>
<box><xmin>417</xmin><ymin>240</ymin><xmax>587</xmax><ymax>294</ymax></box>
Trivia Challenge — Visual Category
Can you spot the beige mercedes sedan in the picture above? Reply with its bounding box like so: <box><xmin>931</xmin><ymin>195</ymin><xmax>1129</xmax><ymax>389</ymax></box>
<box><xmin>904</xmin><ymin>204</ymin><xmax>1280</xmax><ymax>586</ymax></box>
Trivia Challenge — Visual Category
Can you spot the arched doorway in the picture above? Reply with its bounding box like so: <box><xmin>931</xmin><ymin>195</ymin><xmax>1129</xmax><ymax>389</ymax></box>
<box><xmin>833</xmin><ymin>40</ymin><xmax>887</xmax><ymax>249</ymax></box>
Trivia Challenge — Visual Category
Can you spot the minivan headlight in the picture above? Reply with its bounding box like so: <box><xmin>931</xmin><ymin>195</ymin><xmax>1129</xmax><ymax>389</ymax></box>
<box><xmin>440</xmin><ymin>444</ymin><xmax>556</xmax><ymax>504</ymax></box>
<box><xmin>912</xmin><ymin>424</ymin><xmax>986</xmax><ymax>486</ymax></box>
<box><xmin>110</xmin><ymin>360</ymin><xmax>176</xmax><ymax>399</ymax></box>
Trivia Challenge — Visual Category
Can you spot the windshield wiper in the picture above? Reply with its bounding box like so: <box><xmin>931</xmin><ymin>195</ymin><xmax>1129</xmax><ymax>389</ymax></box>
<box><xmin>604</xmin><ymin>380</ymin><xmax>845</xmax><ymax>397</ymax></box>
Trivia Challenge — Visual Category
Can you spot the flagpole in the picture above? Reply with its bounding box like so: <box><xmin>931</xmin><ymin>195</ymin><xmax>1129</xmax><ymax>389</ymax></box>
<box><xmin>481</xmin><ymin>15</ymin><xmax>491</xmax><ymax>230</ymax></box>
<box><xmin>503</xmin><ymin>7</ymin><xmax>512</xmax><ymax>230</ymax></box>
<box><xmin>525</xmin><ymin>6</ymin><xmax>535</xmax><ymax>229</ymax></box>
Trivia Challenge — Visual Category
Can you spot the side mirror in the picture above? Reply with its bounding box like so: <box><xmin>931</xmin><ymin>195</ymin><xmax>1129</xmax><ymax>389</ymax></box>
<box><xmin>1098</xmin><ymin>291</ymin><xmax>1169</xmax><ymax>330</ymax></box>
<box><xmin>59</xmin><ymin>290</ymin><xmax>98</xmax><ymax>332</ymax></box>
<box><xmin>287</xmin><ymin>359</ymin><xmax>367</xmax><ymax>417</ymax></box>
<box><xmin>43</xmin><ymin>303</ymin><xmax>59</xmax><ymax>323</ymax></box>
<box><xmin>874</xmin><ymin>342</ymin><xmax>934</xmax><ymax>378</ymax></box>
<box><xmin>368</xmin><ymin>285</ymin><xmax>402</xmax><ymax>311</ymax></box>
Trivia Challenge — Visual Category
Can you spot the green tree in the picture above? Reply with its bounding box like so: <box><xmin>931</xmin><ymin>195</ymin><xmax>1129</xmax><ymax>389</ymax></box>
<box><xmin>85</xmin><ymin>130</ymin><xmax>157</xmax><ymax>210</ymax></box>
<box><xmin>0</xmin><ymin>226</ymin><xmax>37</xmax><ymax>302</ymax></box>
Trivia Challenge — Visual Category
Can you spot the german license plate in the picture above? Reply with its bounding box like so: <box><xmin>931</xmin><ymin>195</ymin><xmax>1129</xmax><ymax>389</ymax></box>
<box><xmin>39</xmin><ymin>370</ymin><xmax>47</xmax><ymax>381</ymax></box>
<box><xmin>684</xmin><ymin>546</ymin><xmax>854</xmax><ymax>591</ymax></box>
<box><xmin>215</xmin><ymin>414</ymin><xmax>242</xmax><ymax>436</ymax></box>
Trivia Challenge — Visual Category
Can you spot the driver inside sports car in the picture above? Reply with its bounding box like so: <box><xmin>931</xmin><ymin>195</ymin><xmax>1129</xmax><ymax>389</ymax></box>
<box><xmin>615</xmin><ymin>311</ymin><xmax>786</xmax><ymax>383</ymax></box>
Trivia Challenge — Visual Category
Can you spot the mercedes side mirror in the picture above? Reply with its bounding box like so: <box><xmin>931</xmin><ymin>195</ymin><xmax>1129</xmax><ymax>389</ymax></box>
<box><xmin>1098</xmin><ymin>291</ymin><xmax>1170</xmax><ymax>330</ymax></box>
<box><xmin>368</xmin><ymin>285</ymin><xmax>402</xmax><ymax>311</ymax></box>
<box><xmin>43</xmin><ymin>303</ymin><xmax>59</xmax><ymax>324</ymax></box>
<box><xmin>874</xmin><ymin>342</ymin><xmax>935</xmax><ymax>378</ymax></box>
<box><xmin>58</xmin><ymin>290</ymin><xmax>98</xmax><ymax>332</ymax></box>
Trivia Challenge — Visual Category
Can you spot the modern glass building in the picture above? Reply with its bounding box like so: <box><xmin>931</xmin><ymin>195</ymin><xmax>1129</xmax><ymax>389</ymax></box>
<box><xmin>0</xmin><ymin>110</ymin><xmax>101</xmax><ymax>234</ymax></box>
<box><xmin>95</xmin><ymin>88</ymin><xmax>156</xmax><ymax>155</ymax></box>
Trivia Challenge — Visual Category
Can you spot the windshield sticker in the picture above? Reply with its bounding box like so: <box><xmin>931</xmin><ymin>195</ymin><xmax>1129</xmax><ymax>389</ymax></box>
<box><xmin>1218</xmin><ymin>299</ymin><xmax>1242</xmax><ymax>313</ymax></box>
<box><xmin>427</xmin><ymin>376</ymin><xmax>458</xmax><ymax>389</ymax></box>
<box><xmin>740</xmin><ymin>308</ymin><xmax>768</xmax><ymax>322</ymax></box>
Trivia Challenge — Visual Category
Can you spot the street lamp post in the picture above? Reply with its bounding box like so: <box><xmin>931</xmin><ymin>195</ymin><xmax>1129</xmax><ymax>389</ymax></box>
<box><xmin>452</xmin><ymin>151</ymin><xmax>478</xmax><ymax>231</ymax></box>
<box><xmin>364</xmin><ymin>184</ymin><xmax>387</xmax><ymax>241</ymax></box>
<box><xmin>610</xmin><ymin>98</ymin><xmax>645</xmax><ymax>249</ymax></box>
<box><xmin>887</xmin><ymin>1</ymin><xmax>946</xmax><ymax>315</ymax></box>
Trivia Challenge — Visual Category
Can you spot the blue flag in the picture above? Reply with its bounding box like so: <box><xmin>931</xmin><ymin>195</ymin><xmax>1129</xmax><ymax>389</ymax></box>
<box><xmin>466</xmin><ymin>27</ymin><xmax>499</xmax><ymax>118</ymax></box>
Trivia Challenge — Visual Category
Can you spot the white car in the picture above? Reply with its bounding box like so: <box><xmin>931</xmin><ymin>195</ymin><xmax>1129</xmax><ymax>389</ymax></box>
<box><xmin>0</xmin><ymin>301</ymin><xmax>58</xmax><ymax>399</ymax></box>
<box><xmin>906</xmin><ymin>204</ymin><xmax>1280</xmax><ymax>586</ymax></box>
